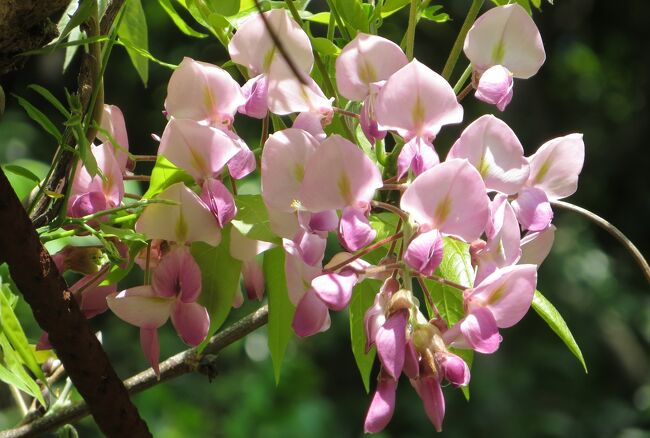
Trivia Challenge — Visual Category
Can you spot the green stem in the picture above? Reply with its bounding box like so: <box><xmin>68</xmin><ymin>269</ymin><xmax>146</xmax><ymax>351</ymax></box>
<box><xmin>405</xmin><ymin>0</ymin><xmax>419</xmax><ymax>60</ymax></box>
<box><xmin>325</xmin><ymin>0</ymin><xmax>352</xmax><ymax>41</ymax></box>
<box><xmin>68</xmin><ymin>198</ymin><xmax>176</xmax><ymax>224</ymax></box>
<box><xmin>453</xmin><ymin>64</ymin><xmax>473</xmax><ymax>94</ymax></box>
<box><xmin>40</xmin><ymin>228</ymin><xmax>79</xmax><ymax>243</ymax></box>
<box><xmin>441</xmin><ymin>0</ymin><xmax>483</xmax><ymax>81</ymax></box>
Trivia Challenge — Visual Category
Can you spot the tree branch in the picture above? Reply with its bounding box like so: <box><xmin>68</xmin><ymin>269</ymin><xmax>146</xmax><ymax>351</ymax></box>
<box><xmin>0</xmin><ymin>305</ymin><xmax>269</xmax><ymax>438</ymax></box>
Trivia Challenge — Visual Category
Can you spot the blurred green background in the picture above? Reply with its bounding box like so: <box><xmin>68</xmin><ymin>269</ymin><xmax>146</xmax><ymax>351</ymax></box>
<box><xmin>0</xmin><ymin>0</ymin><xmax>649</xmax><ymax>436</ymax></box>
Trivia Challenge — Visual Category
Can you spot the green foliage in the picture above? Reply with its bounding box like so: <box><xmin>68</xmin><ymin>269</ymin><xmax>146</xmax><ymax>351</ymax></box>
<box><xmin>310</xmin><ymin>37</ymin><xmax>340</xmax><ymax>57</ymax></box>
<box><xmin>143</xmin><ymin>156</ymin><xmax>194</xmax><ymax>199</ymax></box>
<box><xmin>191</xmin><ymin>226</ymin><xmax>243</xmax><ymax>348</ymax></box>
<box><xmin>27</xmin><ymin>85</ymin><xmax>70</xmax><ymax>118</ymax></box>
<box><xmin>119</xmin><ymin>0</ymin><xmax>150</xmax><ymax>86</ymax></box>
<box><xmin>55</xmin><ymin>0</ymin><xmax>96</xmax><ymax>47</ymax></box>
<box><xmin>231</xmin><ymin>194</ymin><xmax>279</xmax><ymax>243</ymax></box>
<box><xmin>332</xmin><ymin>0</ymin><xmax>369</xmax><ymax>35</ymax></box>
<box><xmin>264</xmin><ymin>247</ymin><xmax>295</xmax><ymax>384</ymax></box>
<box><xmin>422</xmin><ymin>238</ymin><xmax>473</xmax><ymax>325</ymax></box>
<box><xmin>349</xmin><ymin>279</ymin><xmax>379</xmax><ymax>393</ymax></box>
<box><xmin>379</xmin><ymin>0</ymin><xmax>411</xmax><ymax>18</ymax></box>
<box><xmin>13</xmin><ymin>95</ymin><xmax>62</xmax><ymax>142</ymax></box>
<box><xmin>157</xmin><ymin>0</ymin><xmax>208</xmax><ymax>37</ymax></box>
<box><xmin>420</xmin><ymin>5</ymin><xmax>449</xmax><ymax>23</ymax></box>
<box><xmin>532</xmin><ymin>290</ymin><xmax>587</xmax><ymax>372</ymax></box>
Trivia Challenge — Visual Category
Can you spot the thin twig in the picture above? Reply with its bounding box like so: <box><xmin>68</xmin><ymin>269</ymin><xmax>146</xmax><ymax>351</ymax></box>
<box><xmin>371</xmin><ymin>200</ymin><xmax>409</xmax><ymax>221</ymax></box>
<box><xmin>325</xmin><ymin>232</ymin><xmax>404</xmax><ymax>273</ymax></box>
<box><xmin>551</xmin><ymin>200</ymin><xmax>650</xmax><ymax>284</ymax></box>
<box><xmin>417</xmin><ymin>276</ymin><xmax>442</xmax><ymax>320</ymax></box>
<box><xmin>333</xmin><ymin>107</ymin><xmax>360</xmax><ymax>119</ymax></box>
<box><xmin>0</xmin><ymin>306</ymin><xmax>269</xmax><ymax>438</ymax></box>
<box><xmin>456</xmin><ymin>83</ymin><xmax>474</xmax><ymax>102</ymax></box>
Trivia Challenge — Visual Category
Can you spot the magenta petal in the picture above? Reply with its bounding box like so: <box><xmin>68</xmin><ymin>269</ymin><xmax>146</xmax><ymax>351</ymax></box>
<box><xmin>36</xmin><ymin>332</ymin><xmax>51</xmax><ymax>351</ymax></box>
<box><xmin>375</xmin><ymin>310</ymin><xmax>408</xmax><ymax>380</ymax></box>
<box><xmin>512</xmin><ymin>186</ymin><xmax>553</xmax><ymax>231</ymax></box>
<box><xmin>68</xmin><ymin>191</ymin><xmax>108</xmax><ymax>218</ymax></box>
<box><xmin>140</xmin><ymin>327</ymin><xmax>161</xmax><ymax>376</ymax></box>
<box><xmin>404</xmin><ymin>229</ymin><xmax>444</xmax><ymax>277</ymax></box>
<box><xmin>397</xmin><ymin>136</ymin><xmax>439</xmax><ymax>179</ymax></box>
<box><xmin>293</xmin><ymin>229</ymin><xmax>326</xmax><ymax>267</ymax></box>
<box><xmin>403</xmin><ymin>340</ymin><xmax>420</xmax><ymax>379</ymax></box>
<box><xmin>364</xmin><ymin>289</ymin><xmax>390</xmax><ymax>351</ymax></box>
<box><xmin>311</xmin><ymin>271</ymin><xmax>357</xmax><ymax>311</ymax></box>
<box><xmin>292</xmin><ymin>289</ymin><xmax>331</xmax><ymax>337</ymax></box>
<box><xmin>364</xmin><ymin>375</ymin><xmax>398</xmax><ymax>434</ymax></box>
<box><xmin>308</xmin><ymin>210</ymin><xmax>339</xmax><ymax>232</ymax></box>
<box><xmin>80</xmin><ymin>284</ymin><xmax>116</xmax><ymax>319</ymax></box>
<box><xmin>228</xmin><ymin>142</ymin><xmax>257</xmax><ymax>180</ymax></box>
<box><xmin>153</xmin><ymin>246</ymin><xmax>202</xmax><ymax>303</ymax></box>
<box><xmin>338</xmin><ymin>207</ymin><xmax>376</xmax><ymax>252</ymax></box>
<box><xmin>436</xmin><ymin>351</ymin><xmax>470</xmax><ymax>387</ymax></box>
<box><xmin>412</xmin><ymin>376</ymin><xmax>446</xmax><ymax>432</ymax></box>
<box><xmin>360</xmin><ymin>96</ymin><xmax>386</xmax><ymax>144</ymax></box>
<box><xmin>459</xmin><ymin>307</ymin><xmax>501</xmax><ymax>354</ymax></box>
<box><xmin>475</xmin><ymin>65</ymin><xmax>514</xmax><ymax>111</ymax></box>
<box><xmin>238</xmin><ymin>74</ymin><xmax>269</xmax><ymax>119</ymax></box>
<box><xmin>243</xmin><ymin>260</ymin><xmax>265</xmax><ymax>300</ymax></box>
<box><xmin>200</xmin><ymin>178</ymin><xmax>237</xmax><ymax>227</ymax></box>
<box><xmin>171</xmin><ymin>302</ymin><xmax>210</xmax><ymax>346</ymax></box>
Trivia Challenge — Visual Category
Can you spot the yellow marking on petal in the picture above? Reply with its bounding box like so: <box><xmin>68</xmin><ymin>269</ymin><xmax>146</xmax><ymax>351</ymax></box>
<box><xmin>434</xmin><ymin>196</ymin><xmax>452</xmax><ymax>225</ymax></box>
<box><xmin>187</xmin><ymin>144</ymin><xmax>209</xmax><ymax>177</ymax></box>
<box><xmin>492</xmin><ymin>41</ymin><xmax>505</xmax><ymax>65</ymax></box>
<box><xmin>263</xmin><ymin>47</ymin><xmax>276</xmax><ymax>72</ymax></box>
<box><xmin>338</xmin><ymin>174</ymin><xmax>352</xmax><ymax>205</ymax></box>
<box><xmin>478</xmin><ymin>155</ymin><xmax>490</xmax><ymax>178</ymax></box>
<box><xmin>488</xmin><ymin>284</ymin><xmax>507</xmax><ymax>305</ymax></box>
<box><xmin>532</xmin><ymin>157</ymin><xmax>552</xmax><ymax>185</ymax></box>
<box><xmin>411</xmin><ymin>96</ymin><xmax>426</xmax><ymax>131</ymax></box>
<box><xmin>203</xmin><ymin>86</ymin><xmax>216</xmax><ymax>113</ymax></box>
<box><xmin>175</xmin><ymin>211</ymin><xmax>188</xmax><ymax>243</ymax></box>
<box><xmin>293</xmin><ymin>163</ymin><xmax>305</xmax><ymax>182</ymax></box>
<box><xmin>358</xmin><ymin>61</ymin><xmax>377</xmax><ymax>84</ymax></box>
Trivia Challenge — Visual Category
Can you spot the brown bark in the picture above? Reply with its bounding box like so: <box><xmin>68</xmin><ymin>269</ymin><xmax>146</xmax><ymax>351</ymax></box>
<box><xmin>0</xmin><ymin>168</ymin><xmax>151</xmax><ymax>436</ymax></box>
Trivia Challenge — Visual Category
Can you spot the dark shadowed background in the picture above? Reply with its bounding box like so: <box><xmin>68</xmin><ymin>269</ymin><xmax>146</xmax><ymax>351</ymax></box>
<box><xmin>0</xmin><ymin>0</ymin><xmax>649</xmax><ymax>436</ymax></box>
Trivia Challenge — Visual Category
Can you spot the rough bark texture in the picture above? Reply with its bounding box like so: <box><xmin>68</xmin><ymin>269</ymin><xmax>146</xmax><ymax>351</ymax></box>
<box><xmin>0</xmin><ymin>0</ymin><xmax>70</xmax><ymax>74</ymax></box>
<box><xmin>0</xmin><ymin>169</ymin><xmax>151</xmax><ymax>437</ymax></box>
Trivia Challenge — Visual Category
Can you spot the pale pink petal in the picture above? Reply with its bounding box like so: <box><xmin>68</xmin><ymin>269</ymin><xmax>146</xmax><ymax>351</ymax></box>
<box><xmin>412</xmin><ymin>375</ymin><xmax>446</xmax><ymax>432</ymax></box>
<box><xmin>527</xmin><ymin>133</ymin><xmax>585</xmax><ymax>200</ymax></box>
<box><xmin>261</xmin><ymin>128</ymin><xmax>319</xmax><ymax>212</ymax></box>
<box><xmin>292</xmin><ymin>112</ymin><xmax>327</xmax><ymax>142</ymax></box>
<box><xmin>80</xmin><ymin>284</ymin><xmax>116</xmax><ymax>319</ymax></box>
<box><xmin>266</xmin><ymin>67</ymin><xmax>333</xmax><ymax>116</ymax></box>
<box><xmin>375</xmin><ymin>309</ymin><xmax>408</xmax><ymax>380</ymax></box>
<box><xmin>283</xmin><ymin>238</ymin><xmax>322</xmax><ymax>305</ymax></box>
<box><xmin>107</xmin><ymin>286</ymin><xmax>173</xmax><ymax>328</ymax></box>
<box><xmin>268</xmin><ymin>208</ymin><xmax>300</xmax><ymax>239</ymax></box>
<box><xmin>229</xmin><ymin>227</ymin><xmax>276</xmax><ymax>261</ymax></box>
<box><xmin>98</xmin><ymin>104</ymin><xmax>129</xmax><ymax>171</ymax></box>
<box><xmin>158</xmin><ymin>118</ymin><xmax>240</xmax><ymax>182</ymax></box>
<box><xmin>519</xmin><ymin>225</ymin><xmax>556</xmax><ymax>266</ymax></box>
<box><xmin>364</xmin><ymin>374</ymin><xmax>397</xmax><ymax>433</ymax></box>
<box><xmin>459</xmin><ymin>307</ymin><xmax>501</xmax><ymax>354</ymax></box>
<box><xmin>338</xmin><ymin>207</ymin><xmax>376</xmax><ymax>252</ymax></box>
<box><xmin>228</xmin><ymin>9</ymin><xmax>313</xmax><ymax>77</ymax></box>
<box><xmin>475</xmin><ymin>65</ymin><xmax>514</xmax><ymax>111</ymax></box>
<box><xmin>465</xmin><ymin>264</ymin><xmax>537</xmax><ymax>328</ymax></box>
<box><xmin>511</xmin><ymin>186</ymin><xmax>553</xmax><ymax>231</ymax></box>
<box><xmin>292</xmin><ymin>289</ymin><xmax>331</xmax><ymax>337</ymax></box>
<box><xmin>152</xmin><ymin>246</ymin><xmax>202</xmax><ymax>303</ymax></box>
<box><xmin>292</xmin><ymin>229</ymin><xmax>326</xmax><ymax>267</ymax></box>
<box><xmin>364</xmin><ymin>287</ymin><xmax>390</xmax><ymax>351</ymax></box>
<box><xmin>140</xmin><ymin>327</ymin><xmax>161</xmax><ymax>376</ymax></box>
<box><xmin>311</xmin><ymin>270</ymin><xmax>357</xmax><ymax>311</ymax></box>
<box><xmin>447</xmin><ymin>114</ymin><xmax>529</xmax><ymax>194</ymax></box>
<box><xmin>227</xmin><ymin>139</ymin><xmax>257</xmax><ymax>180</ymax></box>
<box><xmin>306</xmin><ymin>210</ymin><xmax>339</xmax><ymax>232</ymax></box>
<box><xmin>360</xmin><ymin>95</ymin><xmax>386</xmax><ymax>144</ymax></box>
<box><xmin>401</xmin><ymin>159</ymin><xmax>489</xmax><ymax>242</ymax></box>
<box><xmin>404</xmin><ymin>229</ymin><xmax>444</xmax><ymax>277</ymax></box>
<box><xmin>299</xmin><ymin>134</ymin><xmax>383</xmax><ymax>211</ymax></box>
<box><xmin>200</xmin><ymin>178</ymin><xmax>236</xmax><ymax>227</ymax></box>
<box><xmin>464</xmin><ymin>4</ymin><xmax>545</xmax><ymax>79</ymax></box>
<box><xmin>136</xmin><ymin>182</ymin><xmax>221</xmax><ymax>245</ymax></box>
<box><xmin>397</xmin><ymin>136</ymin><xmax>439</xmax><ymax>179</ymax></box>
<box><xmin>171</xmin><ymin>301</ymin><xmax>210</xmax><ymax>346</ymax></box>
<box><xmin>336</xmin><ymin>33</ymin><xmax>408</xmax><ymax>101</ymax></box>
<box><xmin>165</xmin><ymin>57</ymin><xmax>245</xmax><ymax>126</ymax></box>
<box><xmin>375</xmin><ymin>59</ymin><xmax>463</xmax><ymax>139</ymax></box>
<box><xmin>238</xmin><ymin>74</ymin><xmax>269</xmax><ymax>119</ymax></box>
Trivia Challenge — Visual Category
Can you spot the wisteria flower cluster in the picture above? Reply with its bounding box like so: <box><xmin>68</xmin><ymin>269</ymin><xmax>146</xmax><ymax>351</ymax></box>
<box><xmin>46</xmin><ymin>3</ymin><xmax>586</xmax><ymax>433</ymax></box>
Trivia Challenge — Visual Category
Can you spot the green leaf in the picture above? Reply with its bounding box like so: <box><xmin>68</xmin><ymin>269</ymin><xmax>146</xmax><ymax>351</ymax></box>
<box><xmin>311</xmin><ymin>37</ymin><xmax>340</xmax><ymax>56</ymax></box>
<box><xmin>349</xmin><ymin>279</ymin><xmax>379</xmax><ymax>392</ymax></box>
<box><xmin>449</xmin><ymin>347</ymin><xmax>473</xmax><ymax>400</ymax></box>
<box><xmin>192</xmin><ymin>228</ymin><xmax>242</xmax><ymax>346</ymax></box>
<box><xmin>98</xmin><ymin>224</ymin><xmax>147</xmax><ymax>243</ymax></box>
<box><xmin>143</xmin><ymin>155</ymin><xmax>194</xmax><ymax>199</ymax></box>
<box><xmin>158</xmin><ymin>0</ymin><xmax>208</xmax><ymax>37</ymax></box>
<box><xmin>209</xmin><ymin>0</ymin><xmax>240</xmax><ymax>16</ymax></box>
<box><xmin>333</xmin><ymin>0</ymin><xmax>369</xmax><ymax>33</ymax></box>
<box><xmin>56</xmin><ymin>0</ymin><xmax>95</xmax><ymax>47</ymax></box>
<box><xmin>231</xmin><ymin>195</ymin><xmax>279</xmax><ymax>243</ymax></box>
<box><xmin>380</xmin><ymin>0</ymin><xmax>410</xmax><ymax>17</ymax></box>
<box><xmin>264</xmin><ymin>247</ymin><xmax>295</xmax><ymax>384</ymax></box>
<box><xmin>420</xmin><ymin>5</ymin><xmax>450</xmax><ymax>23</ymax></box>
<box><xmin>116</xmin><ymin>40</ymin><xmax>177</xmax><ymax>69</ymax></box>
<box><xmin>0</xmin><ymin>336</ymin><xmax>46</xmax><ymax>406</ymax></box>
<box><xmin>119</xmin><ymin>0</ymin><xmax>149</xmax><ymax>86</ymax></box>
<box><xmin>0</xmin><ymin>286</ymin><xmax>47</xmax><ymax>384</ymax></box>
<box><xmin>304</xmin><ymin>12</ymin><xmax>331</xmax><ymax>25</ymax></box>
<box><xmin>532</xmin><ymin>290</ymin><xmax>587</xmax><ymax>372</ymax></box>
<box><xmin>63</xmin><ymin>27</ymin><xmax>83</xmax><ymax>73</ymax></box>
<box><xmin>13</xmin><ymin>95</ymin><xmax>62</xmax><ymax>142</ymax></box>
<box><xmin>28</xmin><ymin>85</ymin><xmax>70</xmax><ymax>117</ymax></box>
<box><xmin>2</xmin><ymin>164</ymin><xmax>41</xmax><ymax>185</ymax></box>
<box><xmin>423</xmin><ymin>238</ymin><xmax>472</xmax><ymax>325</ymax></box>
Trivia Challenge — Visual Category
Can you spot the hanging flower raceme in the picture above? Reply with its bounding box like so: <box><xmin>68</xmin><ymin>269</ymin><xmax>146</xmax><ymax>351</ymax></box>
<box><xmin>107</xmin><ymin>246</ymin><xmax>209</xmax><ymax>375</ymax></box>
<box><xmin>375</xmin><ymin>60</ymin><xmax>463</xmax><ymax>178</ymax></box>
<box><xmin>464</xmin><ymin>4</ymin><xmax>545</xmax><ymax>110</ymax></box>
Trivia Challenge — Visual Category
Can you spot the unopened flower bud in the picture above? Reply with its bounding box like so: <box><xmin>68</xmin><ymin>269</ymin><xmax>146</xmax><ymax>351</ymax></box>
<box><xmin>475</xmin><ymin>65</ymin><xmax>514</xmax><ymax>111</ymax></box>
<box><xmin>389</xmin><ymin>288</ymin><xmax>414</xmax><ymax>313</ymax></box>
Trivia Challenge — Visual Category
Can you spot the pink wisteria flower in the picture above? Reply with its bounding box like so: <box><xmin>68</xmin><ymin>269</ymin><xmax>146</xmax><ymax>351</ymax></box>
<box><xmin>107</xmin><ymin>246</ymin><xmax>209</xmax><ymax>375</ymax></box>
<box><xmin>98</xmin><ymin>104</ymin><xmax>132</xmax><ymax>173</ymax></box>
<box><xmin>464</xmin><ymin>4</ymin><xmax>545</xmax><ymax>110</ymax></box>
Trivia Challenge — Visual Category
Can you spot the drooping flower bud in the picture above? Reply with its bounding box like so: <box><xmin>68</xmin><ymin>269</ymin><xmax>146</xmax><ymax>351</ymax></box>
<box><xmin>475</xmin><ymin>65</ymin><xmax>514</xmax><ymax>111</ymax></box>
